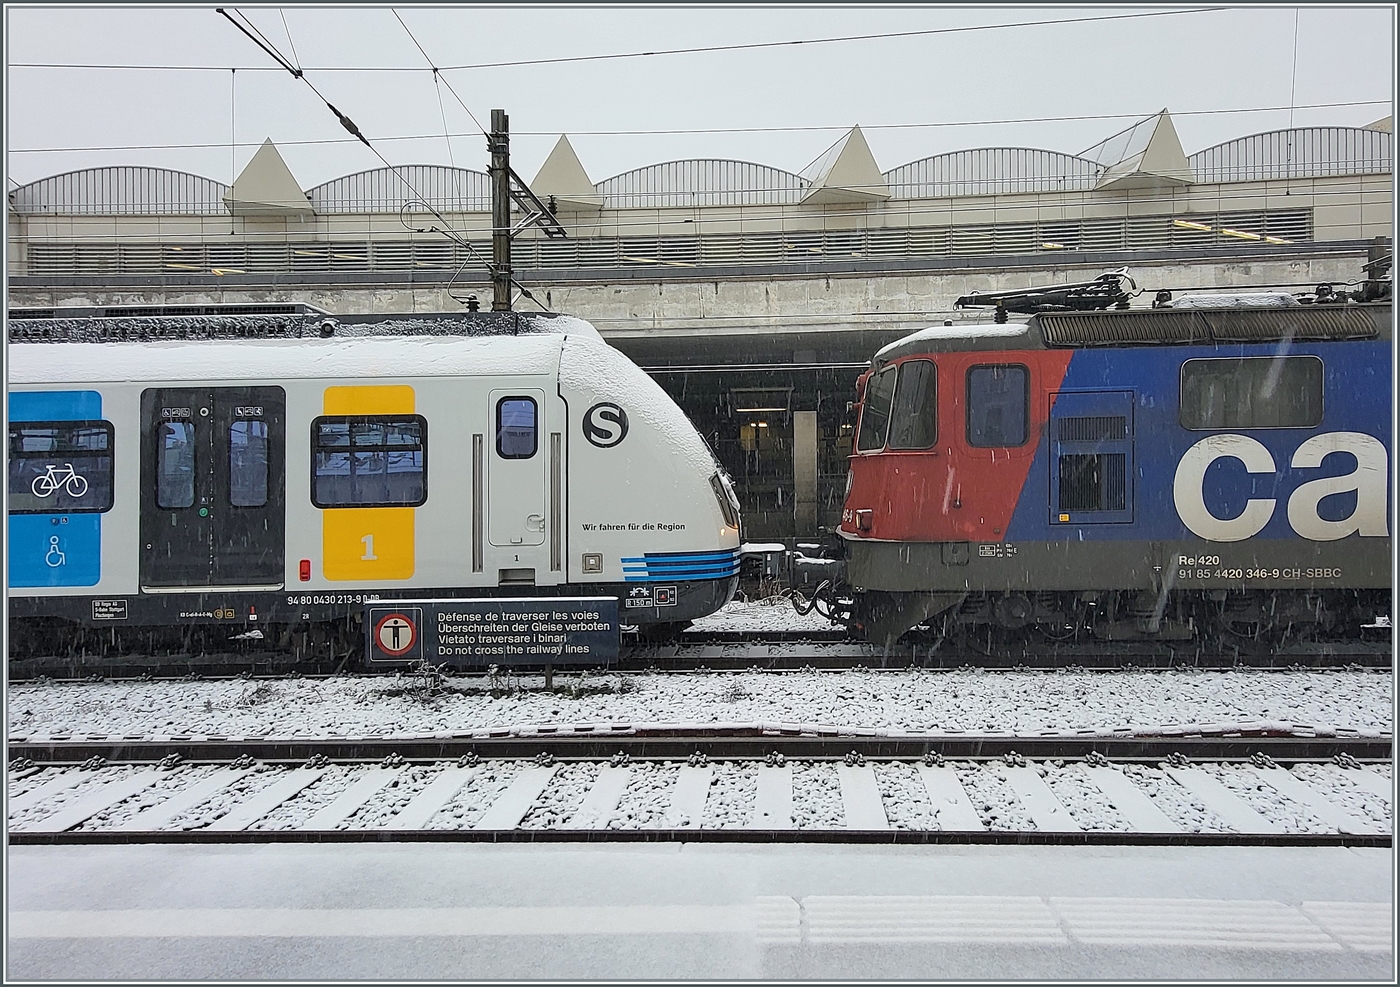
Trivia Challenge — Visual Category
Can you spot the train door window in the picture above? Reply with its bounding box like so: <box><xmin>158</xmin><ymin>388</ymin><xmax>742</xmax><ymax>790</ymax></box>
<box><xmin>497</xmin><ymin>397</ymin><xmax>538</xmax><ymax>459</ymax></box>
<box><xmin>887</xmin><ymin>360</ymin><xmax>937</xmax><ymax>450</ymax></box>
<box><xmin>228</xmin><ymin>420</ymin><xmax>269</xmax><ymax>507</ymax></box>
<box><xmin>156</xmin><ymin>421</ymin><xmax>196</xmax><ymax>509</ymax></box>
<box><xmin>967</xmin><ymin>364</ymin><xmax>1029</xmax><ymax>447</ymax></box>
<box><xmin>856</xmin><ymin>367</ymin><xmax>896</xmax><ymax>452</ymax></box>
<box><xmin>7</xmin><ymin>421</ymin><xmax>115</xmax><ymax>513</ymax></box>
<box><xmin>1180</xmin><ymin>356</ymin><xmax>1323</xmax><ymax>429</ymax></box>
<box><xmin>312</xmin><ymin>416</ymin><xmax>427</xmax><ymax>507</ymax></box>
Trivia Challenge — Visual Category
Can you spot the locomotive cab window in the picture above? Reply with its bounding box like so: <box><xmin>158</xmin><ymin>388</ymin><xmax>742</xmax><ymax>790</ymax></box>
<box><xmin>1180</xmin><ymin>356</ymin><xmax>1323</xmax><ymax>429</ymax></box>
<box><xmin>8</xmin><ymin>420</ymin><xmax>115</xmax><ymax>514</ymax></box>
<box><xmin>496</xmin><ymin>397</ymin><xmax>538</xmax><ymax>459</ymax></box>
<box><xmin>312</xmin><ymin>415</ymin><xmax>427</xmax><ymax>507</ymax></box>
<box><xmin>856</xmin><ymin>366</ymin><xmax>896</xmax><ymax>452</ymax></box>
<box><xmin>887</xmin><ymin>360</ymin><xmax>937</xmax><ymax>450</ymax></box>
<box><xmin>967</xmin><ymin>364</ymin><xmax>1029</xmax><ymax>447</ymax></box>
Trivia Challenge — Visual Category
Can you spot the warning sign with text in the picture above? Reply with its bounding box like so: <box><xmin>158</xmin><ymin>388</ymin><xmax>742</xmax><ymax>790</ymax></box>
<box><xmin>366</xmin><ymin>597</ymin><xmax>619</xmax><ymax>666</ymax></box>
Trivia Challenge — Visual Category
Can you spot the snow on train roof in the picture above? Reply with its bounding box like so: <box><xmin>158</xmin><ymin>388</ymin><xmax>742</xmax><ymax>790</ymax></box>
<box><xmin>8</xmin><ymin>332</ymin><xmax>582</xmax><ymax>385</ymax></box>
<box><xmin>7</xmin><ymin>310</ymin><xmax>602</xmax><ymax>344</ymax></box>
<box><xmin>874</xmin><ymin>321</ymin><xmax>1031</xmax><ymax>363</ymax></box>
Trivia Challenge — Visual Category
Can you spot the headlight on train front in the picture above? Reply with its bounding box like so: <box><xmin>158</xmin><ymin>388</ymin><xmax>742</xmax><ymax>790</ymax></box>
<box><xmin>710</xmin><ymin>472</ymin><xmax>740</xmax><ymax>529</ymax></box>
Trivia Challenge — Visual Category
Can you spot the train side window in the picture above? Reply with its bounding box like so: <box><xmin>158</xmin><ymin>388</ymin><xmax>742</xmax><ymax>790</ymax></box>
<box><xmin>312</xmin><ymin>415</ymin><xmax>427</xmax><ymax>508</ymax></box>
<box><xmin>856</xmin><ymin>367</ymin><xmax>896</xmax><ymax>452</ymax></box>
<box><xmin>496</xmin><ymin>397</ymin><xmax>538</xmax><ymax>459</ymax></box>
<box><xmin>1180</xmin><ymin>356</ymin><xmax>1323</xmax><ymax>429</ymax></box>
<box><xmin>229</xmin><ymin>420</ymin><xmax>269</xmax><ymax>508</ymax></box>
<box><xmin>7</xmin><ymin>420</ymin><xmax>115</xmax><ymax>514</ymax></box>
<box><xmin>156</xmin><ymin>421</ymin><xmax>196</xmax><ymax>509</ymax></box>
<box><xmin>887</xmin><ymin>360</ymin><xmax>937</xmax><ymax>450</ymax></box>
<box><xmin>967</xmin><ymin>364</ymin><xmax>1029</xmax><ymax>447</ymax></box>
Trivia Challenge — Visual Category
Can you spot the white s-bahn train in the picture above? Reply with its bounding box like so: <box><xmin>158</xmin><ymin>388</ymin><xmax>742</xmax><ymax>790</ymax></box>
<box><xmin>7</xmin><ymin>313</ymin><xmax>742</xmax><ymax>656</ymax></box>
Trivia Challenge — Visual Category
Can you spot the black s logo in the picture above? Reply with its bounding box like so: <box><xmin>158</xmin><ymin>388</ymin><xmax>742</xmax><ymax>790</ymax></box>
<box><xmin>583</xmin><ymin>403</ymin><xmax>629</xmax><ymax>448</ymax></box>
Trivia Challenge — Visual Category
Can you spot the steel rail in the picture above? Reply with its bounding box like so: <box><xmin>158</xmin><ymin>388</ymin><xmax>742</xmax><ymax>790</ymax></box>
<box><xmin>8</xmin><ymin>829</ymin><xmax>1389</xmax><ymax>848</ymax></box>
<box><xmin>8</xmin><ymin>734</ymin><xmax>1391</xmax><ymax>765</ymax></box>
<box><xmin>7</xmin><ymin>635</ymin><xmax>1391</xmax><ymax>681</ymax></box>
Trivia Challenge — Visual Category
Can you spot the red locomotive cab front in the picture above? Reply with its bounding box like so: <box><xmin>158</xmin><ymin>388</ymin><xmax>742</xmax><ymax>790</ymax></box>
<box><xmin>841</xmin><ymin>343</ymin><xmax>1072</xmax><ymax>544</ymax></box>
<box><xmin>841</xmin><ymin>357</ymin><xmax>941</xmax><ymax>540</ymax></box>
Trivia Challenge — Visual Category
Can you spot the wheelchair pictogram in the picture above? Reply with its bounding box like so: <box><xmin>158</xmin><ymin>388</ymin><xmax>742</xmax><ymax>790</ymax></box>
<box><xmin>45</xmin><ymin>536</ymin><xmax>67</xmax><ymax>568</ymax></box>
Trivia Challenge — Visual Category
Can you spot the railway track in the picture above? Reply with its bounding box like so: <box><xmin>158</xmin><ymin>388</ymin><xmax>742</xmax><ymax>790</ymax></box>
<box><xmin>9</xmin><ymin>733</ymin><xmax>1391</xmax><ymax>847</ymax></box>
<box><xmin>8</xmin><ymin>632</ymin><xmax>1391</xmax><ymax>681</ymax></box>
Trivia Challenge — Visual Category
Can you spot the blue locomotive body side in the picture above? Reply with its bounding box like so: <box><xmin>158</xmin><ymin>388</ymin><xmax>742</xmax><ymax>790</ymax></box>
<box><xmin>1005</xmin><ymin>339</ymin><xmax>1391</xmax><ymax>546</ymax></box>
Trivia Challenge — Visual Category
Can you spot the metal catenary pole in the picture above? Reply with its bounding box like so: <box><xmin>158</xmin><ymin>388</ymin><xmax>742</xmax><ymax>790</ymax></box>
<box><xmin>489</xmin><ymin>108</ymin><xmax>513</xmax><ymax>312</ymax></box>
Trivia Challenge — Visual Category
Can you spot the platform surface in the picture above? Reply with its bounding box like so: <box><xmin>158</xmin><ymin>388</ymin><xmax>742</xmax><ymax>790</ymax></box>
<box><xmin>7</xmin><ymin>842</ymin><xmax>1392</xmax><ymax>980</ymax></box>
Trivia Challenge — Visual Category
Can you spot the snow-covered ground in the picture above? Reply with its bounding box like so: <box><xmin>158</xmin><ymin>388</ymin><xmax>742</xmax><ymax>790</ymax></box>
<box><xmin>688</xmin><ymin>598</ymin><xmax>838</xmax><ymax>633</ymax></box>
<box><xmin>7</xmin><ymin>667</ymin><xmax>1391</xmax><ymax>741</ymax></box>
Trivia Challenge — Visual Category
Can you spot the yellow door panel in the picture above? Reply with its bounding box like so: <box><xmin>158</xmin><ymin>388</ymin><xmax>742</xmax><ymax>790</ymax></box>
<box><xmin>323</xmin><ymin>385</ymin><xmax>415</xmax><ymax>415</ymax></box>
<box><xmin>323</xmin><ymin>508</ymin><xmax>415</xmax><ymax>580</ymax></box>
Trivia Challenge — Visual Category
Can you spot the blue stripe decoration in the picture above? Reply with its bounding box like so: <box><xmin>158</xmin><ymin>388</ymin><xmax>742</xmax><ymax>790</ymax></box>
<box><xmin>9</xmin><ymin>389</ymin><xmax>103</xmax><ymax>422</ymax></box>
<box><xmin>622</xmin><ymin>549</ymin><xmax>740</xmax><ymax>582</ymax></box>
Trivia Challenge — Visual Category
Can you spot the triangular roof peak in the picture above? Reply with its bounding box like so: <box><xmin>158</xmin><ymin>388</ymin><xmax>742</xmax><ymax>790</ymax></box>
<box><xmin>1364</xmin><ymin>115</ymin><xmax>1391</xmax><ymax>133</ymax></box>
<box><xmin>224</xmin><ymin>139</ymin><xmax>314</xmax><ymax>216</ymax></box>
<box><xmin>1082</xmin><ymin>110</ymin><xmax>1193</xmax><ymax>190</ymax></box>
<box><xmin>800</xmin><ymin>126</ymin><xmax>889</xmax><ymax>204</ymax></box>
<box><xmin>530</xmin><ymin>135</ymin><xmax>601</xmax><ymax>210</ymax></box>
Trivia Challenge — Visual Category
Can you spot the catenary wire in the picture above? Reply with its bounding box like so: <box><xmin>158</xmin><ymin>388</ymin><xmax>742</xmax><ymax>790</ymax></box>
<box><xmin>5</xmin><ymin>100</ymin><xmax>1389</xmax><ymax>156</ymax></box>
<box><xmin>216</xmin><ymin>6</ymin><xmax>508</xmax><ymax>301</ymax></box>
<box><xmin>11</xmin><ymin>8</ymin><xmax>1229</xmax><ymax>73</ymax></box>
<box><xmin>389</xmin><ymin>7</ymin><xmax>551</xmax><ymax>310</ymax></box>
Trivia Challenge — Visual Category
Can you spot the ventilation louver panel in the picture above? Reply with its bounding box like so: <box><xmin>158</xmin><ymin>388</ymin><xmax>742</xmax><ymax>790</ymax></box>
<box><xmin>1201</xmin><ymin>307</ymin><xmax>1376</xmax><ymax>341</ymax></box>
<box><xmin>1058</xmin><ymin>453</ymin><xmax>1127</xmax><ymax>512</ymax></box>
<box><xmin>1040</xmin><ymin>311</ymin><xmax>1211</xmax><ymax>345</ymax></box>
<box><xmin>1039</xmin><ymin>307</ymin><xmax>1378</xmax><ymax>346</ymax></box>
<box><xmin>1057</xmin><ymin>416</ymin><xmax>1128</xmax><ymax>441</ymax></box>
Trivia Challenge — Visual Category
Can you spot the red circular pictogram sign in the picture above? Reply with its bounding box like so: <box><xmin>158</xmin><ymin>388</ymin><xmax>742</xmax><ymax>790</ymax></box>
<box><xmin>374</xmin><ymin>612</ymin><xmax>418</xmax><ymax>656</ymax></box>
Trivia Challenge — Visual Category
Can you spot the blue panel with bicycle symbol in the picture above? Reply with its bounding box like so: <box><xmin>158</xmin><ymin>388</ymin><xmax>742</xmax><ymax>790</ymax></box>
<box><xmin>8</xmin><ymin>390</ymin><xmax>106</xmax><ymax>588</ymax></box>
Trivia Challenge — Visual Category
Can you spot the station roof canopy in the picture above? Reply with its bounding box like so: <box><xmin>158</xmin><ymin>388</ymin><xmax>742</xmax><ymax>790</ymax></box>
<box><xmin>1080</xmin><ymin>110</ymin><xmax>1193</xmax><ymax>190</ymax></box>
<box><xmin>305</xmin><ymin>165</ymin><xmax>490</xmax><ymax>214</ymax></box>
<box><xmin>223</xmin><ymin>139</ymin><xmax>314</xmax><ymax>216</ymax></box>
<box><xmin>799</xmin><ymin>126</ymin><xmax>890</xmax><ymax>204</ymax></box>
<box><xmin>7</xmin><ymin>116</ymin><xmax>1392</xmax><ymax>217</ymax></box>
<box><xmin>531</xmin><ymin>135</ymin><xmax>602</xmax><ymax>210</ymax></box>
<box><xmin>596</xmin><ymin>159</ymin><xmax>806</xmax><ymax>209</ymax></box>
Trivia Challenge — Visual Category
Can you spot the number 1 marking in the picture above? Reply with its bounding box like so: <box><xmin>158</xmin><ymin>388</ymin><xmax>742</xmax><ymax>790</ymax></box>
<box><xmin>361</xmin><ymin>534</ymin><xmax>378</xmax><ymax>560</ymax></box>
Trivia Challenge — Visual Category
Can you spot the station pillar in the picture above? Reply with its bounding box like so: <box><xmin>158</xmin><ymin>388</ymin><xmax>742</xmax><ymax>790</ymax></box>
<box><xmin>793</xmin><ymin>411</ymin><xmax>818</xmax><ymax>538</ymax></box>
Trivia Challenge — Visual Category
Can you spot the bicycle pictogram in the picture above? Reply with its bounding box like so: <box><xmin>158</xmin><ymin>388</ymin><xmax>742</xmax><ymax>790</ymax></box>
<box><xmin>30</xmin><ymin>463</ymin><xmax>89</xmax><ymax>499</ymax></box>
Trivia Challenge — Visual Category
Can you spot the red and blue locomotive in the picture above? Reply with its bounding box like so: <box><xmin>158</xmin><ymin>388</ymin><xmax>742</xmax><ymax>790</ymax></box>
<box><xmin>828</xmin><ymin>290</ymin><xmax>1391</xmax><ymax>648</ymax></box>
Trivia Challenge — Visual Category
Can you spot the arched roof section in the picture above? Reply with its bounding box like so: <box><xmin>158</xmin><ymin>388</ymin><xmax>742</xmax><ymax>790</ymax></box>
<box><xmin>1189</xmin><ymin>127</ymin><xmax>1392</xmax><ymax>183</ymax></box>
<box><xmin>883</xmin><ymin>148</ymin><xmax>1102</xmax><ymax>198</ymax></box>
<box><xmin>305</xmin><ymin>165</ymin><xmax>491</xmax><ymax>213</ymax></box>
<box><xmin>597</xmin><ymin>159</ymin><xmax>807</xmax><ymax>208</ymax></box>
<box><xmin>8</xmin><ymin>166</ymin><xmax>229</xmax><ymax>215</ymax></box>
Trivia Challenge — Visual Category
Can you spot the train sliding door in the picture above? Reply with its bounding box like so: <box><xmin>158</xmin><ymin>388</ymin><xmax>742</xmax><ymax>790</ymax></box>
<box><xmin>487</xmin><ymin>387</ymin><xmax>550</xmax><ymax>583</ymax></box>
<box><xmin>140</xmin><ymin>387</ymin><xmax>286</xmax><ymax>589</ymax></box>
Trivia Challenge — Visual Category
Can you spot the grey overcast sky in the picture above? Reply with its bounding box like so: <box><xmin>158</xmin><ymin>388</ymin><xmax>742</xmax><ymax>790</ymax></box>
<box><xmin>4</xmin><ymin>5</ymin><xmax>1395</xmax><ymax>189</ymax></box>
